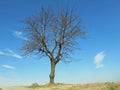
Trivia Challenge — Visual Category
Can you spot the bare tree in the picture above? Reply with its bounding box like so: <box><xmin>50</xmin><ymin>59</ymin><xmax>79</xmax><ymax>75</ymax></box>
<box><xmin>21</xmin><ymin>7</ymin><xmax>85</xmax><ymax>84</ymax></box>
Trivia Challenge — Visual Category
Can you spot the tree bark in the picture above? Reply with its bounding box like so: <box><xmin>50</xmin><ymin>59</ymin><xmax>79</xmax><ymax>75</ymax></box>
<box><xmin>49</xmin><ymin>60</ymin><xmax>56</xmax><ymax>84</ymax></box>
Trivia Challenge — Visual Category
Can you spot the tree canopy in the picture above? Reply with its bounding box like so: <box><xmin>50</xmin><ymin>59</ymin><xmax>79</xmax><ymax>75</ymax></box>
<box><xmin>21</xmin><ymin>7</ymin><xmax>85</xmax><ymax>84</ymax></box>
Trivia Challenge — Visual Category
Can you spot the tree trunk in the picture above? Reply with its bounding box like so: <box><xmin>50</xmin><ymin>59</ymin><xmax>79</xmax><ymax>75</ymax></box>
<box><xmin>49</xmin><ymin>60</ymin><xmax>56</xmax><ymax>84</ymax></box>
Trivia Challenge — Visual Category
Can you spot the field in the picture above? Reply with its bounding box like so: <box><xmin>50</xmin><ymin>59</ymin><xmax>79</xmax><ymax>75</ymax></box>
<box><xmin>29</xmin><ymin>82</ymin><xmax>120</xmax><ymax>90</ymax></box>
<box><xmin>1</xmin><ymin>82</ymin><xmax>120</xmax><ymax>90</ymax></box>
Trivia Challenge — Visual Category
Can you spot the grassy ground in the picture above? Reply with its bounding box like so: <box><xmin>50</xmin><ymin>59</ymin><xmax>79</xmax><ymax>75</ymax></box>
<box><xmin>1</xmin><ymin>82</ymin><xmax>120</xmax><ymax>90</ymax></box>
<box><xmin>28</xmin><ymin>82</ymin><xmax>120</xmax><ymax>90</ymax></box>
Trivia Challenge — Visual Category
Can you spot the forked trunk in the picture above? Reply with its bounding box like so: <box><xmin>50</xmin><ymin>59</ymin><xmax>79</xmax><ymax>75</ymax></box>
<box><xmin>49</xmin><ymin>60</ymin><xmax>56</xmax><ymax>84</ymax></box>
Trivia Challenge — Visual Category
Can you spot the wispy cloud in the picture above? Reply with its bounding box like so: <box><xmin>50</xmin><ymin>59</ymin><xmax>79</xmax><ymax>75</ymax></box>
<box><xmin>94</xmin><ymin>51</ymin><xmax>105</xmax><ymax>68</ymax></box>
<box><xmin>0</xmin><ymin>49</ymin><xmax>23</xmax><ymax>59</ymax></box>
<box><xmin>0</xmin><ymin>51</ymin><xmax>4</xmax><ymax>55</ymax></box>
<box><xmin>1</xmin><ymin>65</ymin><xmax>16</xmax><ymax>69</ymax></box>
<box><xmin>6</xmin><ymin>49</ymin><xmax>23</xmax><ymax>59</ymax></box>
<box><xmin>13</xmin><ymin>31</ymin><xmax>27</xmax><ymax>40</ymax></box>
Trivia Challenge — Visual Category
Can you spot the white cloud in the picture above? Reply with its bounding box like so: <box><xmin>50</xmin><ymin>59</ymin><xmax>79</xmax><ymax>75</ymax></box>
<box><xmin>1</xmin><ymin>65</ymin><xmax>16</xmax><ymax>69</ymax></box>
<box><xmin>0</xmin><ymin>49</ymin><xmax>23</xmax><ymax>59</ymax></box>
<box><xmin>94</xmin><ymin>51</ymin><xmax>105</xmax><ymax>68</ymax></box>
<box><xmin>15</xmin><ymin>31</ymin><xmax>22</xmax><ymax>36</ymax></box>
<box><xmin>12</xmin><ymin>54</ymin><xmax>23</xmax><ymax>59</ymax></box>
<box><xmin>6</xmin><ymin>49</ymin><xmax>14</xmax><ymax>54</ymax></box>
<box><xmin>13</xmin><ymin>31</ymin><xmax>27</xmax><ymax>40</ymax></box>
<box><xmin>0</xmin><ymin>51</ymin><xmax>4</xmax><ymax>55</ymax></box>
<box><xmin>5</xmin><ymin>49</ymin><xmax>23</xmax><ymax>59</ymax></box>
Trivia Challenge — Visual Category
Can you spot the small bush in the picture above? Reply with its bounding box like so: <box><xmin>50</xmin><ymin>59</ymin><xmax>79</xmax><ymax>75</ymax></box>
<box><xmin>32</xmin><ymin>82</ymin><xmax>39</xmax><ymax>86</ymax></box>
<box><xmin>29</xmin><ymin>83</ymin><xmax>39</xmax><ymax>88</ymax></box>
<box><xmin>111</xmin><ymin>86</ymin><xmax>116</xmax><ymax>90</ymax></box>
<box><xmin>0</xmin><ymin>88</ymin><xmax>2</xmax><ymax>90</ymax></box>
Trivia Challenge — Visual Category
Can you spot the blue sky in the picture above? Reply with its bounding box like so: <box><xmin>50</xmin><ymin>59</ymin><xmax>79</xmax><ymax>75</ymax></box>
<box><xmin>0</xmin><ymin>0</ymin><xmax>120</xmax><ymax>86</ymax></box>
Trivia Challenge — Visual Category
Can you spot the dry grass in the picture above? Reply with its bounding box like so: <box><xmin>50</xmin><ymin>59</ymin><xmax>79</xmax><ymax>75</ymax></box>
<box><xmin>29</xmin><ymin>82</ymin><xmax>120</xmax><ymax>90</ymax></box>
<box><xmin>1</xmin><ymin>82</ymin><xmax>119</xmax><ymax>90</ymax></box>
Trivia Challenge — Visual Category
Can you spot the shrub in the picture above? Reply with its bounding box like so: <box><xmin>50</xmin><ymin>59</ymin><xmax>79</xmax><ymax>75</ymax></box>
<box><xmin>32</xmin><ymin>82</ymin><xmax>39</xmax><ymax>87</ymax></box>
<box><xmin>111</xmin><ymin>86</ymin><xmax>116</xmax><ymax>90</ymax></box>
